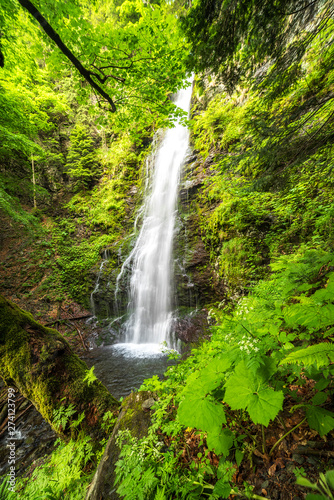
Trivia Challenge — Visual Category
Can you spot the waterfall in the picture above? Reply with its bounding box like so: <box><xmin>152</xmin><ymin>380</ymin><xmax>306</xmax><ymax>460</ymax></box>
<box><xmin>123</xmin><ymin>80</ymin><xmax>193</xmax><ymax>348</ymax></box>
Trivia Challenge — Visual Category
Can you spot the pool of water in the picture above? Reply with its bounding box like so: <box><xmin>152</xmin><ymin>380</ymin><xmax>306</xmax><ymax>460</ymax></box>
<box><xmin>82</xmin><ymin>343</ymin><xmax>176</xmax><ymax>400</ymax></box>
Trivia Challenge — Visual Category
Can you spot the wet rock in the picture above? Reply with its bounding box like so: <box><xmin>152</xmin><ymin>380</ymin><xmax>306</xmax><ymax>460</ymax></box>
<box><xmin>86</xmin><ymin>391</ymin><xmax>154</xmax><ymax>500</ymax></box>
<box><xmin>0</xmin><ymin>391</ymin><xmax>56</xmax><ymax>479</ymax></box>
<box><xmin>174</xmin><ymin>310</ymin><xmax>209</xmax><ymax>343</ymax></box>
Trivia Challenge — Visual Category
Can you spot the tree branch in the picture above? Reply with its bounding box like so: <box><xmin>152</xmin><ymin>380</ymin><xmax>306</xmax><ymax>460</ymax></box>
<box><xmin>90</xmin><ymin>65</ymin><xmax>126</xmax><ymax>83</ymax></box>
<box><xmin>17</xmin><ymin>0</ymin><xmax>117</xmax><ymax>112</ymax></box>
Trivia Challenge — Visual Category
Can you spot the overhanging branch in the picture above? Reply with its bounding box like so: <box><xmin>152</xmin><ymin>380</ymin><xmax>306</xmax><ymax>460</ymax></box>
<box><xmin>17</xmin><ymin>0</ymin><xmax>117</xmax><ymax>112</ymax></box>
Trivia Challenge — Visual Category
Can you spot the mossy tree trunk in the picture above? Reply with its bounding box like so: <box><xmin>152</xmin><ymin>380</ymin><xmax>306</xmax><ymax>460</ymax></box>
<box><xmin>0</xmin><ymin>295</ymin><xmax>119</xmax><ymax>441</ymax></box>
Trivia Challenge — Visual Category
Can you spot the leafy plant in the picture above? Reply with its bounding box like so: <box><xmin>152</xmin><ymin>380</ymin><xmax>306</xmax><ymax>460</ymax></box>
<box><xmin>281</xmin><ymin>343</ymin><xmax>334</xmax><ymax>369</ymax></box>
<box><xmin>297</xmin><ymin>470</ymin><xmax>334</xmax><ymax>500</ymax></box>
<box><xmin>53</xmin><ymin>402</ymin><xmax>76</xmax><ymax>432</ymax></box>
<box><xmin>15</xmin><ymin>434</ymin><xmax>94</xmax><ymax>499</ymax></box>
<box><xmin>83</xmin><ymin>366</ymin><xmax>98</xmax><ymax>387</ymax></box>
<box><xmin>65</xmin><ymin>125</ymin><xmax>100</xmax><ymax>190</ymax></box>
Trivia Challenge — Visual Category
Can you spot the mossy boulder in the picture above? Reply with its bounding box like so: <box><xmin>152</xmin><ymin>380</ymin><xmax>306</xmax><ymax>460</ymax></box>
<box><xmin>86</xmin><ymin>391</ymin><xmax>154</xmax><ymax>500</ymax></box>
<box><xmin>0</xmin><ymin>295</ymin><xmax>119</xmax><ymax>441</ymax></box>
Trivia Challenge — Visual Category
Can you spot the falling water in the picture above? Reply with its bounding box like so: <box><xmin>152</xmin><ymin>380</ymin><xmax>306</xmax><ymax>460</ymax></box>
<box><xmin>123</xmin><ymin>81</ymin><xmax>193</xmax><ymax>348</ymax></box>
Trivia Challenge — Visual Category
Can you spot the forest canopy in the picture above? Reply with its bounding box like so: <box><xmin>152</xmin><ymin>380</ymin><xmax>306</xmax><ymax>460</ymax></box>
<box><xmin>0</xmin><ymin>0</ymin><xmax>190</xmax><ymax>223</ymax></box>
<box><xmin>0</xmin><ymin>0</ymin><xmax>189</xmax><ymax>132</ymax></box>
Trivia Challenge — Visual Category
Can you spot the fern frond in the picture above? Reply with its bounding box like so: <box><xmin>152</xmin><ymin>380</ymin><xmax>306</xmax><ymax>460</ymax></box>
<box><xmin>280</xmin><ymin>343</ymin><xmax>334</xmax><ymax>368</ymax></box>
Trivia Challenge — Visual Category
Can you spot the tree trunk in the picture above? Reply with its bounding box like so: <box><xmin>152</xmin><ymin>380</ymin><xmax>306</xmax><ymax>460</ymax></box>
<box><xmin>0</xmin><ymin>295</ymin><xmax>119</xmax><ymax>441</ymax></box>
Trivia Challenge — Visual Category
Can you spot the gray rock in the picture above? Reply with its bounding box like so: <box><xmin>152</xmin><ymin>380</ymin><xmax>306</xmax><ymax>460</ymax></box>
<box><xmin>141</xmin><ymin>397</ymin><xmax>156</xmax><ymax>409</ymax></box>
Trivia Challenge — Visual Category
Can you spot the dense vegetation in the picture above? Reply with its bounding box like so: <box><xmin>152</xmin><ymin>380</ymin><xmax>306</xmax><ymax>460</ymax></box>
<box><xmin>1</xmin><ymin>0</ymin><xmax>334</xmax><ymax>498</ymax></box>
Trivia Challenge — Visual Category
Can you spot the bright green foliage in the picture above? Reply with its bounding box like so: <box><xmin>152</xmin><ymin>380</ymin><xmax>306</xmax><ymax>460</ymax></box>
<box><xmin>66</xmin><ymin>134</ymin><xmax>141</xmax><ymax>229</ymax></box>
<box><xmin>132</xmin><ymin>248</ymin><xmax>334</xmax><ymax>499</ymax></box>
<box><xmin>9</xmin><ymin>0</ymin><xmax>189</xmax><ymax>133</ymax></box>
<box><xmin>115</xmin><ymin>429</ymin><xmax>195</xmax><ymax>499</ymax></box>
<box><xmin>206</xmin><ymin>429</ymin><xmax>234</xmax><ymax>457</ymax></box>
<box><xmin>65</xmin><ymin>125</ymin><xmax>100</xmax><ymax>189</ymax></box>
<box><xmin>0</xmin><ymin>478</ymin><xmax>16</xmax><ymax>499</ymax></box>
<box><xmin>15</xmin><ymin>435</ymin><xmax>94</xmax><ymax>499</ymax></box>
<box><xmin>281</xmin><ymin>343</ymin><xmax>334</xmax><ymax>369</ymax></box>
<box><xmin>178</xmin><ymin>392</ymin><xmax>226</xmax><ymax>436</ymax></box>
<box><xmin>178</xmin><ymin>357</ymin><xmax>231</xmax><ymax>455</ymax></box>
<box><xmin>297</xmin><ymin>470</ymin><xmax>334</xmax><ymax>500</ymax></box>
<box><xmin>1</xmin><ymin>0</ymin><xmax>334</xmax><ymax>498</ymax></box>
<box><xmin>114</xmin><ymin>428</ymin><xmax>242</xmax><ymax>499</ymax></box>
<box><xmin>0</xmin><ymin>1</ymin><xmax>70</xmax><ymax>221</ymax></box>
<box><xmin>188</xmin><ymin>10</ymin><xmax>334</xmax><ymax>296</ymax></box>
<box><xmin>224</xmin><ymin>360</ymin><xmax>283</xmax><ymax>426</ymax></box>
<box><xmin>53</xmin><ymin>402</ymin><xmax>76</xmax><ymax>432</ymax></box>
<box><xmin>0</xmin><ymin>186</ymin><xmax>40</xmax><ymax>227</ymax></box>
<box><xmin>0</xmin><ymin>0</ymin><xmax>189</xmax><ymax>235</ymax></box>
<box><xmin>83</xmin><ymin>366</ymin><xmax>98</xmax><ymax>386</ymax></box>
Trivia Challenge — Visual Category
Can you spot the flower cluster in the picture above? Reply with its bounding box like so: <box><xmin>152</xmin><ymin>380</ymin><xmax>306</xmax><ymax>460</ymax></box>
<box><xmin>235</xmin><ymin>303</ymin><xmax>254</xmax><ymax>320</ymax></box>
<box><xmin>239</xmin><ymin>335</ymin><xmax>260</xmax><ymax>354</ymax></box>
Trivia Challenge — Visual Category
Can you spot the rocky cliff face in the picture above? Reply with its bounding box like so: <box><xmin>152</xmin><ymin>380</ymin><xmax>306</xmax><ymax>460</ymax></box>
<box><xmin>89</xmin><ymin>144</ymin><xmax>226</xmax><ymax>344</ymax></box>
<box><xmin>174</xmin><ymin>151</ymin><xmax>226</xmax><ymax>312</ymax></box>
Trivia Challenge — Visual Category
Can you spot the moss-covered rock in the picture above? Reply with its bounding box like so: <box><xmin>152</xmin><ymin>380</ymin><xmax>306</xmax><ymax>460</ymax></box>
<box><xmin>0</xmin><ymin>295</ymin><xmax>119</xmax><ymax>440</ymax></box>
<box><xmin>86</xmin><ymin>391</ymin><xmax>154</xmax><ymax>500</ymax></box>
<box><xmin>174</xmin><ymin>154</ymin><xmax>227</xmax><ymax>309</ymax></box>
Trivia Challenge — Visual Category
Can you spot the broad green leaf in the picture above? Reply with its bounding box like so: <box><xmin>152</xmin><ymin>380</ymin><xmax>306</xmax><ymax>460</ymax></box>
<box><xmin>178</xmin><ymin>393</ymin><xmax>226</xmax><ymax>433</ymax></box>
<box><xmin>256</xmin><ymin>357</ymin><xmax>277</xmax><ymax>380</ymax></box>
<box><xmin>311</xmin><ymin>392</ymin><xmax>327</xmax><ymax>406</ymax></box>
<box><xmin>325</xmin><ymin>470</ymin><xmax>334</xmax><ymax>489</ymax></box>
<box><xmin>305</xmin><ymin>495</ymin><xmax>327</xmax><ymax>500</ymax></box>
<box><xmin>296</xmin><ymin>477</ymin><xmax>318</xmax><ymax>489</ymax></box>
<box><xmin>224</xmin><ymin>360</ymin><xmax>283</xmax><ymax>426</ymax></box>
<box><xmin>206</xmin><ymin>429</ymin><xmax>234</xmax><ymax>456</ymax></box>
<box><xmin>182</xmin><ymin>357</ymin><xmax>232</xmax><ymax>397</ymax></box>
<box><xmin>306</xmin><ymin>406</ymin><xmax>334</xmax><ymax>437</ymax></box>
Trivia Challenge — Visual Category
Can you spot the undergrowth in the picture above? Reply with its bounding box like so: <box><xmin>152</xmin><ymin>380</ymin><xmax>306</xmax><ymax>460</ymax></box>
<box><xmin>115</xmin><ymin>248</ymin><xmax>334</xmax><ymax>499</ymax></box>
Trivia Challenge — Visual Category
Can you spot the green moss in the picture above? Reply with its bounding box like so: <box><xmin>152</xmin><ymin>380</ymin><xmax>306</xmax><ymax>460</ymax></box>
<box><xmin>0</xmin><ymin>295</ymin><xmax>119</xmax><ymax>439</ymax></box>
<box><xmin>189</xmin><ymin>33</ymin><xmax>334</xmax><ymax>297</ymax></box>
<box><xmin>118</xmin><ymin>392</ymin><xmax>152</xmax><ymax>439</ymax></box>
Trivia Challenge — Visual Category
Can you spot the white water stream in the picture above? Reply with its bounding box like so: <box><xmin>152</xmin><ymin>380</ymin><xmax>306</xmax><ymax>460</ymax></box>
<box><xmin>121</xmin><ymin>81</ymin><xmax>193</xmax><ymax>349</ymax></box>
